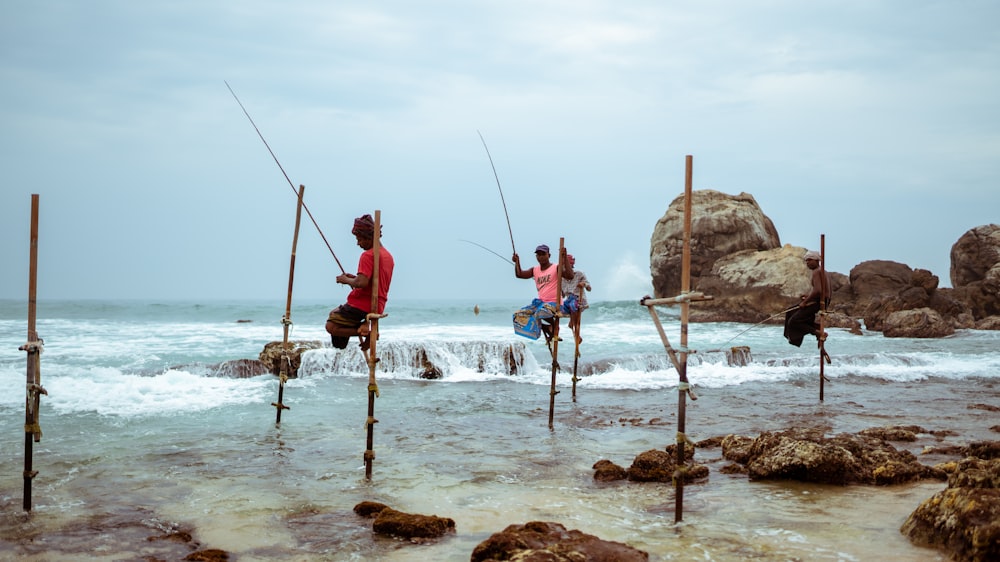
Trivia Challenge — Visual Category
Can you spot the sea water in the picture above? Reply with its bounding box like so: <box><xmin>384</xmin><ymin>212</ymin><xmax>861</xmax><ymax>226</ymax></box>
<box><xmin>1</xmin><ymin>298</ymin><xmax>998</xmax><ymax>560</ymax></box>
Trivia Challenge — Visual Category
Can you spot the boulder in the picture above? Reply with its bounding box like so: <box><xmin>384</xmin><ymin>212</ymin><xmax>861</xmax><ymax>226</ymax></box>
<box><xmin>650</xmin><ymin>190</ymin><xmax>780</xmax><ymax>299</ymax></box>
<box><xmin>950</xmin><ymin>224</ymin><xmax>1000</xmax><ymax>287</ymax></box>
<box><xmin>901</xmin><ymin>456</ymin><xmax>1000</xmax><ymax>561</ymax></box>
<box><xmin>882</xmin><ymin>308</ymin><xmax>956</xmax><ymax>338</ymax></box>
<box><xmin>976</xmin><ymin>316</ymin><xmax>1000</xmax><ymax>330</ymax></box>
<box><xmin>371</xmin><ymin>508</ymin><xmax>455</xmax><ymax>540</ymax></box>
<box><xmin>592</xmin><ymin>459</ymin><xmax>628</xmax><ymax>482</ymax></box>
<box><xmin>353</xmin><ymin>502</ymin><xmax>456</xmax><ymax>540</ymax></box>
<box><xmin>259</xmin><ymin>340</ymin><xmax>323</xmax><ymax>378</ymax></box>
<box><xmin>950</xmin><ymin>227</ymin><xmax>1000</xmax><ymax>319</ymax></box>
<box><xmin>470</xmin><ymin>521</ymin><xmax>649</xmax><ymax>562</ymax></box>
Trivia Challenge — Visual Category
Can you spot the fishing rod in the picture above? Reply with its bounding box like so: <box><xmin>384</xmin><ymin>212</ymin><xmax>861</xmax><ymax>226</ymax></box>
<box><xmin>476</xmin><ymin>130</ymin><xmax>516</xmax><ymax>255</ymax></box>
<box><xmin>459</xmin><ymin>239</ymin><xmax>513</xmax><ymax>265</ymax></box>
<box><xmin>224</xmin><ymin>80</ymin><xmax>345</xmax><ymax>274</ymax></box>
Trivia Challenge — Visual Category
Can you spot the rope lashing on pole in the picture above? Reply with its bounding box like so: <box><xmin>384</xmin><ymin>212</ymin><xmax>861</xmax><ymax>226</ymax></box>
<box><xmin>224</xmin><ymin>81</ymin><xmax>345</xmax><ymax>274</ymax></box>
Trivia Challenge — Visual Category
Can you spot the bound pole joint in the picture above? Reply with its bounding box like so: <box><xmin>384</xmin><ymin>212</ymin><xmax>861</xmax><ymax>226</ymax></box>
<box><xmin>19</xmin><ymin>339</ymin><xmax>44</xmax><ymax>354</ymax></box>
<box><xmin>271</xmin><ymin>402</ymin><xmax>290</xmax><ymax>411</ymax></box>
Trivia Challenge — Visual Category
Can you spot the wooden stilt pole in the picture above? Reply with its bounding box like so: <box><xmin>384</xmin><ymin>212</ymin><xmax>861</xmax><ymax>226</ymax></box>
<box><xmin>571</xmin><ymin>285</ymin><xmax>583</xmax><ymax>401</ymax></box>
<box><xmin>674</xmin><ymin>155</ymin><xmax>695</xmax><ymax>523</ymax></box>
<box><xmin>819</xmin><ymin>234</ymin><xmax>829</xmax><ymax>401</ymax></box>
<box><xmin>547</xmin><ymin>238</ymin><xmax>565</xmax><ymax>429</ymax></box>
<box><xmin>364</xmin><ymin>210</ymin><xmax>383</xmax><ymax>480</ymax></box>
<box><xmin>20</xmin><ymin>194</ymin><xmax>46</xmax><ymax>512</ymax></box>
<box><xmin>273</xmin><ymin>185</ymin><xmax>305</xmax><ymax>423</ymax></box>
<box><xmin>640</xmin><ymin>157</ymin><xmax>713</xmax><ymax>523</ymax></box>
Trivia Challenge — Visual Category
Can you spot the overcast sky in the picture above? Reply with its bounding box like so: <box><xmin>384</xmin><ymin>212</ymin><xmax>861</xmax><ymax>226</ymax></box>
<box><xmin>2</xmin><ymin>1</ymin><xmax>997</xmax><ymax>305</ymax></box>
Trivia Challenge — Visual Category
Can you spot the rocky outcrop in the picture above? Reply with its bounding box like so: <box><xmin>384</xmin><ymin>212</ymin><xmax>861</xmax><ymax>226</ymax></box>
<box><xmin>259</xmin><ymin>340</ymin><xmax>323</xmax><ymax>378</ymax></box>
<box><xmin>650</xmin><ymin>190</ymin><xmax>780</xmax><ymax>299</ymax></box>
<box><xmin>470</xmin><ymin>521</ymin><xmax>649</xmax><ymax>562</ymax></box>
<box><xmin>648</xmin><ymin>191</ymin><xmax>1000</xmax><ymax>335</ymax></box>
<box><xmin>901</xmin><ymin>446</ymin><xmax>1000</xmax><ymax>561</ymax></box>
<box><xmin>720</xmin><ymin>427</ymin><xmax>943</xmax><ymax>485</ymax></box>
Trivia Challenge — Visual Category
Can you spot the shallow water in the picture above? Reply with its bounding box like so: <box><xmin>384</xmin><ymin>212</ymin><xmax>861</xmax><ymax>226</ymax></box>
<box><xmin>5</xmin><ymin>373</ymin><xmax>994</xmax><ymax>560</ymax></box>
<box><xmin>2</xmin><ymin>299</ymin><xmax>997</xmax><ymax>560</ymax></box>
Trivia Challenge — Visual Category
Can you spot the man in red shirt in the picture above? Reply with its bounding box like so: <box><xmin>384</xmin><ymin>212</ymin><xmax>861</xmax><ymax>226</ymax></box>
<box><xmin>326</xmin><ymin>214</ymin><xmax>394</xmax><ymax>350</ymax></box>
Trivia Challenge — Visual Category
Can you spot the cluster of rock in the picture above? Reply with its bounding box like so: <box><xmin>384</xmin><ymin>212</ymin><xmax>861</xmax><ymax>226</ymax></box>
<box><xmin>353</xmin><ymin>501</ymin><xmax>649</xmax><ymax>560</ymax></box>
<box><xmin>650</xmin><ymin>190</ymin><xmax>1000</xmax><ymax>336</ymax></box>
<box><xmin>592</xmin><ymin>426</ymin><xmax>1000</xmax><ymax>560</ymax></box>
<box><xmin>593</xmin><ymin>445</ymin><xmax>708</xmax><ymax>483</ymax></box>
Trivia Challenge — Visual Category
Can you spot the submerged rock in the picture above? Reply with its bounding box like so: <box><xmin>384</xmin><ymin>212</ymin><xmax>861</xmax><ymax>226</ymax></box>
<box><xmin>353</xmin><ymin>502</ymin><xmax>455</xmax><ymax>541</ymax></box>
<box><xmin>723</xmin><ymin>427</ymin><xmax>942</xmax><ymax>485</ymax></box>
<box><xmin>371</xmin><ymin>508</ymin><xmax>455</xmax><ymax>540</ymax></box>
<box><xmin>593</xmin><ymin>445</ymin><xmax>708</xmax><ymax>483</ymax></box>
<box><xmin>471</xmin><ymin>521</ymin><xmax>649</xmax><ymax>562</ymax></box>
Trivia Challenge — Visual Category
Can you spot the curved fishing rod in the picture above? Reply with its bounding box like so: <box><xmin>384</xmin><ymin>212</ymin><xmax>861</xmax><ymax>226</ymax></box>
<box><xmin>225</xmin><ymin>80</ymin><xmax>345</xmax><ymax>273</ymax></box>
<box><xmin>459</xmin><ymin>239</ymin><xmax>513</xmax><ymax>265</ymax></box>
<box><xmin>476</xmin><ymin>130</ymin><xmax>516</xmax><ymax>255</ymax></box>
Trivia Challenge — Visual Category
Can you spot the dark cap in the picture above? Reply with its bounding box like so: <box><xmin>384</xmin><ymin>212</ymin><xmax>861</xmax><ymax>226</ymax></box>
<box><xmin>535</xmin><ymin>244</ymin><xmax>550</xmax><ymax>254</ymax></box>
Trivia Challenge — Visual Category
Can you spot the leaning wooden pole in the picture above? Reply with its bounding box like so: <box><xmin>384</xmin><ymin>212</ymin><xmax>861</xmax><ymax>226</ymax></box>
<box><xmin>571</xmin><ymin>284</ymin><xmax>583</xmax><ymax>401</ymax></box>
<box><xmin>819</xmin><ymin>234</ymin><xmax>828</xmax><ymax>402</ymax></box>
<box><xmin>674</xmin><ymin>155</ymin><xmax>694</xmax><ymax>523</ymax></box>
<box><xmin>364</xmin><ymin>210</ymin><xmax>383</xmax><ymax>480</ymax></box>
<box><xmin>273</xmin><ymin>185</ymin><xmax>305</xmax><ymax>423</ymax></box>
<box><xmin>20</xmin><ymin>194</ymin><xmax>46</xmax><ymax>511</ymax></box>
<box><xmin>547</xmin><ymin>238</ymin><xmax>565</xmax><ymax>429</ymax></box>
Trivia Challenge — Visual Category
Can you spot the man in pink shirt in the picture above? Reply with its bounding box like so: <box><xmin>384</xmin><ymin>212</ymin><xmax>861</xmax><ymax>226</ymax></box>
<box><xmin>512</xmin><ymin>244</ymin><xmax>570</xmax><ymax>342</ymax></box>
<box><xmin>326</xmin><ymin>214</ymin><xmax>394</xmax><ymax>350</ymax></box>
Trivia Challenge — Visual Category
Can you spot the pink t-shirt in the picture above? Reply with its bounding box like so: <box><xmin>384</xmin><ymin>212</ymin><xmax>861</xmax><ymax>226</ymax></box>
<box><xmin>533</xmin><ymin>264</ymin><xmax>558</xmax><ymax>303</ymax></box>
<box><xmin>346</xmin><ymin>246</ymin><xmax>394</xmax><ymax>314</ymax></box>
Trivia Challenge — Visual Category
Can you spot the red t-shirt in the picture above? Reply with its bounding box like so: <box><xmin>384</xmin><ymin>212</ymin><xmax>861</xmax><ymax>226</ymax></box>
<box><xmin>345</xmin><ymin>246</ymin><xmax>394</xmax><ymax>313</ymax></box>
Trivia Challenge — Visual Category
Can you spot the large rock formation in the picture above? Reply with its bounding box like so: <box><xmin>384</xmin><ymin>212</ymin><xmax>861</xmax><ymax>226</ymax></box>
<box><xmin>648</xmin><ymin>190</ymin><xmax>1000</xmax><ymax>335</ymax></box>
<box><xmin>650</xmin><ymin>190</ymin><xmax>780</xmax><ymax>299</ymax></box>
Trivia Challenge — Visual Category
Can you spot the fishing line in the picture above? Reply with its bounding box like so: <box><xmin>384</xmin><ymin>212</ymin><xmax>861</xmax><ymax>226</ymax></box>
<box><xmin>225</xmin><ymin>81</ymin><xmax>345</xmax><ymax>273</ymax></box>
<box><xmin>459</xmin><ymin>239</ymin><xmax>513</xmax><ymax>265</ymax></box>
<box><xmin>711</xmin><ymin>304</ymin><xmax>800</xmax><ymax>349</ymax></box>
<box><xmin>477</xmin><ymin>130</ymin><xmax>516</xmax><ymax>255</ymax></box>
